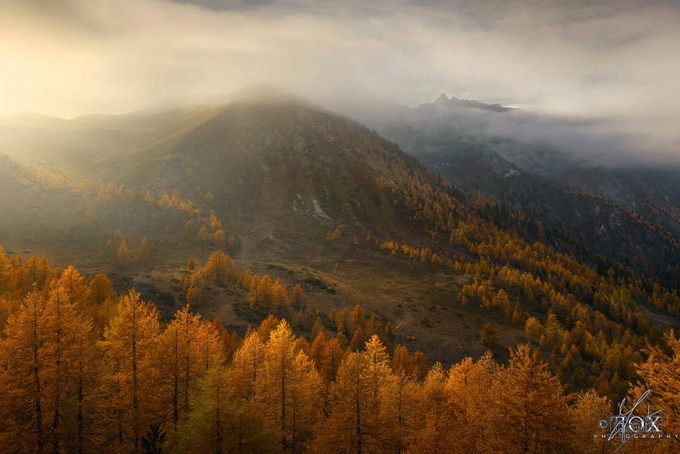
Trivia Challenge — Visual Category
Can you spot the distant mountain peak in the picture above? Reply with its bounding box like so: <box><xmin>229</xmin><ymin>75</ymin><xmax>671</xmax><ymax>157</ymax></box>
<box><xmin>421</xmin><ymin>94</ymin><xmax>516</xmax><ymax>113</ymax></box>
<box><xmin>435</xmin><ymin>93</ymin><xmax>450</xmax><ymax>104</ymax></box>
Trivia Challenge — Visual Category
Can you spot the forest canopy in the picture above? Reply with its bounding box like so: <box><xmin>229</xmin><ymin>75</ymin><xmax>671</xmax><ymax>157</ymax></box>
<box><xmin>0</xmin><ymin>248</ymin><xmax>678</xmax><ymax>454</ymax></box>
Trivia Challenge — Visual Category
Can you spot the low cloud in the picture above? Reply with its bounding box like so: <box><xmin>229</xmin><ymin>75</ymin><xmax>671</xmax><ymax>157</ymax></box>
<box><xmin>0</xmin><ymin>0</ymin><xmax>679</xmax><ymax>160</ymax></box>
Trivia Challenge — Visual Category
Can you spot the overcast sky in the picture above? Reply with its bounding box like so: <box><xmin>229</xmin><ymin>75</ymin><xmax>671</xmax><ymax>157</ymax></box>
<box><xmin>1</xmin><ymin>0</ymin><xmax>679</xmax><ymax>156</ymax></box>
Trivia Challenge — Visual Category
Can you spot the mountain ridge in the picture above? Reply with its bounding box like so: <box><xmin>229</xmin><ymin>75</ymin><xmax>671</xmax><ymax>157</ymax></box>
<box><xmin>422</xmin><ymin>93</ymin><xmax>517</xmax><ymax>113</ymax></box>
<box><xmin>1</xmin><ymin>94</ymin><xmax>679</xmax><ymax>378</ymax></box>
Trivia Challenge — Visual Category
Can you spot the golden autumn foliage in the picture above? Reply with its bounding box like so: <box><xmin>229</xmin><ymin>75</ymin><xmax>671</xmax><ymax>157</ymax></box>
<box><xmin>254</xmin><ymin>321</ymin><xmax>323</xmax><ymax>453</ymax></box>
<box><xmin>363</xmin><ymin>152</ymin><xmax>680</xmax><ymax>405</ymax></box>
<box><xmin>202</xmin><ymin>251</ymin><xmax>238</xmax><ymax>286</ymax></box>
<box><xmin>116</xmin><ymin>240</ymin><xmax>132</xmax><ymax>265</ymax></box>
<box><xmin>98</xmin><ymin>290</ymin><xmax>161</xmax><ymax>452</ymax></box>
<box><xmin>0</xmin><ymin>252</ymin><xmax>679</xmax><ymax>454</ymax></box>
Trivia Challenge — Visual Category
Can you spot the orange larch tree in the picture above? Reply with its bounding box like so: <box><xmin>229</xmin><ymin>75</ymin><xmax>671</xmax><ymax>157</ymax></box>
<box><xmin>98</xmin><ymin>290</ymin><xmax>161</xmax><ymax>453</ymax></box>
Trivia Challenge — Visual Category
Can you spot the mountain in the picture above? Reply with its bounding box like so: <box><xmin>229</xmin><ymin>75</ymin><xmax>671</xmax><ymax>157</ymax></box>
<box><xmin>365</xmin><ymin>94</ymin><xmax>680</xmax><ymax>281</ymax></box>
<box><xmin>471</xmin><ymin>131</ymin><xmax>680</xmax><ymax>239</ymax></box>
<box><xmin>0</xmin><ymin>106</ymin><xmax>225</xmax><ymax>179</ymax></box>
<box><xmin>96</xmin><ymin>99</ymin><xmax>423</xmax><ymax>250</ymax></box>
<box><xmin>0</xmin><ymin>155</ymin><xmax>78</xmax><ymax>246</ymax></box>
<box><xmin>0</xmin><ymin>97</ymin><xmax>443</xmax><ymax>257</ymax></box>
<box><xmin>415</xmin><ymin>144</ymin><xmax>680</xmax><ymax>276</ymax></box>
<box><xmin>0</xmin><ymin>95</ymin><xmax>495</xmax><ymax>362</ymax></box>
<box><xmin>550</xmin><ymin>165</ymin><xmax>680</xmax><ymax>237</ymax></box>
<box><xmin>423</xmin><ymin>93</ymin><xmax>517</xmax><ymax>113</ymax></box>
<box><xmin>1</xmin><ymin>91</ymin><xmax>679</xmax><ymax>383</ymax></box>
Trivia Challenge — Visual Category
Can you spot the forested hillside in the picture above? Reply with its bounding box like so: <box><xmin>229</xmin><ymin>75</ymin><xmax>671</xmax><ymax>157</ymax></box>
<box><xmin>1</xmin><ymin>250</ymin><xmax>678</xmax><ymax>454</ymax></box>
<box><xmin>1</xmin><ymin>96</ymin><xmax>679</xmax><ymax>453</ymax></box>
<box><xmin>368</xmin><ymin>94</ymin><xmax>680</xmax><ymax>275</ymax></box>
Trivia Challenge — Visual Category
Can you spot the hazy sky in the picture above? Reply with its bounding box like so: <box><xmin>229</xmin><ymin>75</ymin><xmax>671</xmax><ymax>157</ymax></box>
<box><xmin>1</xmin><ymin>0</ymin><xmax>679</xmax><ymax>155</ymax></box>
